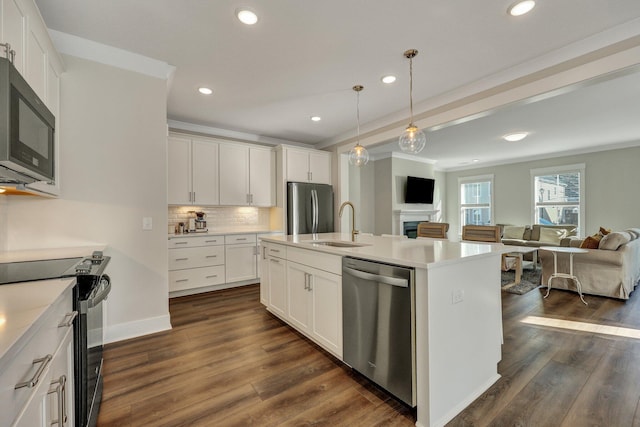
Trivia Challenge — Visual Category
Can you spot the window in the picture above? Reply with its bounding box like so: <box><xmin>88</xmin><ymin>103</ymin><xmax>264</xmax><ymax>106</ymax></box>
<box><xmin>459</xmin><ymin>175</ymin><xmax>494</xmax><ymax>231</ymax></box>
<box><xmin>531</xmin><ymin>164</ymin><xmax>585</xmax><ymax>236</ymax></box>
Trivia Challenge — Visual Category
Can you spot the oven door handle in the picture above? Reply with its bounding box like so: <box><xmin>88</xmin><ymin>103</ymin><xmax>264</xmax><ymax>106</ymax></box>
<box><xmin>88</xmin><ymin>275</ymin><xmax>111</xmax><ymax>308</ymax></box>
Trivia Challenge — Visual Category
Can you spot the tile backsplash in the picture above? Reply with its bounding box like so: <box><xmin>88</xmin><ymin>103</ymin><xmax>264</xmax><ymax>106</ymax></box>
<box><xmin>168</xmin><ymin>206</ymin><xmax>271</xmax><ymax>231</ymax></box>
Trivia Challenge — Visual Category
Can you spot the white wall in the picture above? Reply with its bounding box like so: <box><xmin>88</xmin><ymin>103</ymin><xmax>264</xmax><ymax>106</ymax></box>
<box><xmin>444</xmin><ymin>144</ymin><xmax>640</xmax><ymax>237</ymax></box>
<box><xmin>6</xmin><ymin>55</ymin><xmax>170</xmax><ymax>342</ymax></box>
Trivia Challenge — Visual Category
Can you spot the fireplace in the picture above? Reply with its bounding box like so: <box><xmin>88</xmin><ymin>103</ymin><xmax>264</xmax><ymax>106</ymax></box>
<box><xmin>393</xmin><ymin>209</ymin><xmax>439</xmax><ymax>235</ymax></box>
<box><xmin>403</xmin><ymin>221</ymin><xmax>421</xmax><ymax>239</ymax></box>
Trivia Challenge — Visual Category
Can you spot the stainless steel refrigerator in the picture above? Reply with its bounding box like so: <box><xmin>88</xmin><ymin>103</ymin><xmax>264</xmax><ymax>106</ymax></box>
<box><xmin>287</xmin><ymin>182</ymin><xmax>334</xmax><ymax>235</ymax></box>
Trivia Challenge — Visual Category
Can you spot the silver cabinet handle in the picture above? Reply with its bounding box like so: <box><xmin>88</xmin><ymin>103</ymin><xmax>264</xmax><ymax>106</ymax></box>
<box><xmin>262</xmin><ymin>246</ymin><xmax>267</xmax><ymax>260</ymax></box>
<box><xmin>174</xmin><ymin>258</ymin><xmax>188</xmax><ymax>261</ymax></box>
<box><xmin>205</xmin><ymin>240</ymin><xmax>219</xmax><ymax>244</ymax></box>
<box><xmin>236</xmin><ymin>238</ymin><xmax>247</xmax><ymax>241</ymax></box>
<box><xmin>49</xmin><ymin>375</ymin><xmax>67</xmax><ymax>426</ymax></box>
<box><xmin>174</xmin><ymin>241</ymin><xmax>188</xmax><ymax>245</ymax></box>
<box><xmin>270</xmin><ymin>249</ymin><xmax>280</xmax><ymax>253</ymax></box>
<box><xmin>270</xmin><ymin>258</ymin><xmax>281</xmax><ymax>264</ymax></box>
<box><xmin>206</xmin><ymin>275</ymin><xmax>218</xmax><ymax>279</ymax></box>
<box><xmin>15</xmin><ymin>355</ymin><xmax>53</xmax><ymax>389</ymax></box>
<box><xmin>308</xmin><ymin>274</ymin><xmax>313</xmax><ymax>291</ymax></box>
<box><xmin>58</xmin><ymin>311</ymin><xmax>78</xmax><ymax>328</ymax></box>
<box><xmin>205</xmin><ymin>255</ymin><xmax>217</xmax><ymax>258</ymax></box>
<box><xmin>176</xmin><ymin>279</ymin><xmax>189</xmax><ymax>283</ymax></box>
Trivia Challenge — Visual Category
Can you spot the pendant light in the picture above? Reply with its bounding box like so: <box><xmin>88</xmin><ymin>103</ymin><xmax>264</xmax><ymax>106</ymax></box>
<box><xmin>348</xmin><ymin>85</ymin><xmax>370</xmax><ymax>167</ymax></box>
<box><xmin>398</xmin><ymin>49</ymin><xmax>426</xmax><ymax>154</ymax></box>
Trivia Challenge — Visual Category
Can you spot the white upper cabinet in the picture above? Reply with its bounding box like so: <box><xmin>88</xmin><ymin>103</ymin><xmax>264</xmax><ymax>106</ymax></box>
<box><xmin>191</xmin><ymin>139</ymin><xmax>219</xmax><ymax>205</ymax></box>
<box><xmin>219</xmin><ymin>144</ymin><xmax>249</xmax><ymax>206</ymax></box>
<box><xmin>286</xmin><ymin>147</ymin><xmax>331</xmax><ymax>184</ymax></box>
<box><xmin>219</xmin><ymin>143</ymin><xmax>275</xmax><ymax>206</ymax></box>
<box><xmin>249</xmin><ymin>147</ymin><xmax>275</xmax><ymax>206</ymax></box>
<box><xmin>2</xmin><ymin>0</ymin><xmax>27</xmax><ymax>75</ymax></box>
<box><xmin>168</xmin><ymin>135</ymin><xmax>219</xmax><ymax>205</ymax></box>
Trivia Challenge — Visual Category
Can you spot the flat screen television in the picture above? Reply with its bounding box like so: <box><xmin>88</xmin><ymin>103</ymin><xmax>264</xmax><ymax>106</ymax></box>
<box><xmin>405</xmin><ymin>176</ymin><xmax>435</xmax><ymax>204</ymax></box>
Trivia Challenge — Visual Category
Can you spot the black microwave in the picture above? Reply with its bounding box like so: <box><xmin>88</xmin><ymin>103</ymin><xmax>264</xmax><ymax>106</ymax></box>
<box><xmin>0</xmin><ymin>57</ymin><xmax>55</xmax><ymax>183</ymax></box>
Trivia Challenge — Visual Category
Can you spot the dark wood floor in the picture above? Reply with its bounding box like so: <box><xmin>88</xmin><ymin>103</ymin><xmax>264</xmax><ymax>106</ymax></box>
<box><xmin>98</xmin><ymin>283</ymin><xmax>640</xmax><ymax>426</ymax></box>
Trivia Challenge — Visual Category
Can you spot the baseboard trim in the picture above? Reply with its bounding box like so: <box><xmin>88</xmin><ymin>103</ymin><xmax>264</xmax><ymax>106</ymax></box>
<box><xmin>104</xmin><ymin>314</ymin><xmax>172</xmax><ymax>344</ymax></box>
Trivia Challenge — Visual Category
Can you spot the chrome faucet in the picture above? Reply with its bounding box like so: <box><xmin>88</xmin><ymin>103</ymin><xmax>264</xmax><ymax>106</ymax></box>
<box><xmin>339</xmin><ymin>201</ymin><xmax>359</xmax><ymax>242</ymax></box>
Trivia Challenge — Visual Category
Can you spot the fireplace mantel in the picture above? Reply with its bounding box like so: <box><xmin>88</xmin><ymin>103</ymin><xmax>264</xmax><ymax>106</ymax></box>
<box><xmin>393</xmin><ymin>209</ymin><xmax>439</xmax><ymax>235</ymax></box>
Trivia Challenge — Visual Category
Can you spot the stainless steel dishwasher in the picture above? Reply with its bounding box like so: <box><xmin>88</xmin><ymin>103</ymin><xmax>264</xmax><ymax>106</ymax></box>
<box><xmin>342</xmin><ymin>256</ymin><xmax>416</xmax><ymax>407</ymax></box>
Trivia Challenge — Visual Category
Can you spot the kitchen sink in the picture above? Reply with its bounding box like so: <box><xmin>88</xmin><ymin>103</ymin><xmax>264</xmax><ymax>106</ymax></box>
<box><xmin>306</xmin><ymin>240</ymin><xmax>369</xmax><ymax>248</ymax></box>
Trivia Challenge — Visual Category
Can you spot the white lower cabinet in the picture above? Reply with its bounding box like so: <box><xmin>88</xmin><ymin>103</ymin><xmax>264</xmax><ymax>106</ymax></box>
<box><xmin>286</xmin><ymin>261</ymin><xmax>342</xmax><ymax>357</ymax></box>
<box><xmin>169</xmin><ymin>236</ymin><xmax>225</xmax><ymax>293</ymax></box>
<box><xmin>261</xmin><ymin>243</ymin><xmax>342</xmax><ymax>358</ymax></box>
<box><xmin>169</xmin><ymin>233</ymin><xmax>263</xmax><ymax>296</ymax></box>
<box><xmin>224</xmin><ymin>234</ymin><xmax>258</xmax><ymax>283</ymax></box>
<box><xmin>14</xmin><ymin>327</ymin><xmax>74</xmax><ymax>427</ymax></box>
<box><xmin>266</xmin><ymin>244</ymin><xmax>287</xmax><ymax>318</ymax></box>
<box><xmin>1</xmin><ymin>285</ymin><xmax>75</xmax><ymax>427</ymax></box>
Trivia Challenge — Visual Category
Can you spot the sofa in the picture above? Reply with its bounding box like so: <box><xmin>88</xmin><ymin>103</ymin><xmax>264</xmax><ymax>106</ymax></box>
<box><xmin>539</xmin><ymin>228</ymin><xmax>640</xmax><ymax>300</ymax></box>
<box><xmin>500</xmin><ymin>224</ymin><xmax>578</xmax><ymax>248</ymax></box>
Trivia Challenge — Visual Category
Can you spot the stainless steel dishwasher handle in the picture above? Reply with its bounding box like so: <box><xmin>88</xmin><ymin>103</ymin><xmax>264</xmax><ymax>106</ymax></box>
<box><xmin>343</xmin><ymin>266</ymin><xmax>409</xmax><ymax>288</ymax></box>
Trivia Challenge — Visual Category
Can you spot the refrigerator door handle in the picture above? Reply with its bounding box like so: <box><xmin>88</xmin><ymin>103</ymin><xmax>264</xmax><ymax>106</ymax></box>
<box><xmin>311</xmin><ymin>189</ymin><xmax>318</xmax><ymax>234</ymax></box>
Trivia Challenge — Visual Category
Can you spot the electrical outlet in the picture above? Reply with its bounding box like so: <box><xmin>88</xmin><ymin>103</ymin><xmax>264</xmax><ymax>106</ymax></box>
<box><xmin>452</xmin><ymin>289</ymin><xmax>464</xmax><ymax>304</ymax></box>
<box><xmin>142</xmin><ymin>217</ymin><xmax>153</xmax><ymax>230</ymax></box>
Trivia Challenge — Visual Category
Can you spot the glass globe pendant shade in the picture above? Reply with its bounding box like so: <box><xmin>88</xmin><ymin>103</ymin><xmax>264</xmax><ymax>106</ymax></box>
<box><xmin>399</xmin><ymin>124</ymin><xmax>426</xmax><ymax>154</ymax></box>
<box><xmin>348</xmin><ymin>143</ymin><xmax>369</xmax><ymax>166</ymax></box>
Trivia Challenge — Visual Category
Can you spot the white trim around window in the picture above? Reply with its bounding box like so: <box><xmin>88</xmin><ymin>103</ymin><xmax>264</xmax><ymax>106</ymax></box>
<box><xmin>458</xmin><ymin>174</ymin><xmax>495</xmax><ymax>236</ymax></box>
<box><xmin>530</xmin><ymin>163</ymin><xmax>585</xmax><ymax>237</ymax></box>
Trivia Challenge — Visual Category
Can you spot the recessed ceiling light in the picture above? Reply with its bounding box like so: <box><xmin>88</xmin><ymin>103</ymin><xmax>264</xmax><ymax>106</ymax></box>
<box><xmin>236</xmin><ymin>8</ymin><xmax>258</xmax><ymax>25</ymax></box>
<box><xmin>381</xmin><ymin>75</ymin><xmax>396</xmax><ymax>84</ymax></box>
<box><xmin>508</xmin><ymin>1</ymin><xmax>535</xmax><ymax>16</ymax></box>
<box><xmin>0</xmin><ymin>188</ymin><xmax>5</xmax><ymax>193</ymax></box>
<box><xmin>503</xmin><ymin>132</ymin><xmax>529</xmax><ymax>142</ymax></box>
<box><xmin>472</xmin><ymin>159</ymin><xmax>480</xmax><ymax>163</ymax></box>
<box><xmin>198</xmin><ymin>87</ymin><xmax>213</xmax><ymax>95</ymax></box>
<box><xmin>311</xmin><ymin>116</ymin><xmax>321</xmax><ymax>122</ymax></box>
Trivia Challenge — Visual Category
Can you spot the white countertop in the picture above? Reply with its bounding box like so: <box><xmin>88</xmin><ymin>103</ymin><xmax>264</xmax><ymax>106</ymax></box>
<box><xmin>0</xmin><ymin>278</ymin><xmax>75</xmax><ymax>370</ymax></box>
<box><xmin>168</xmin><ymin>229</ymin><xmax>282</xmax><ymax>239</ymax></box>
<box><xmin>260</xmin><ymin>233</ymin><xmax>504</xmax><ymax>269</ymax></box>
<box><xmin>0</xmin><ymin>245</ymin><xmax>107</xmax><ymax>263</ymax></box>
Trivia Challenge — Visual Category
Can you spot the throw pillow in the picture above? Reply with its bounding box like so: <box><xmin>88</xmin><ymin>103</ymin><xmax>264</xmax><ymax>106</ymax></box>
<box><xmin>580</xmin><ymin>235</ymin><xmax>602</xmax><ymax>249</ymax></box>
<box><xmin>538</xmin><ymin>227</ymin><xmax>567</xmax><ymax>244</ymax></box>
<box><xmin>599</xmin><ymin>231</ymin><xmax>631</xmax><ymax>250</ymax></box>
<box><xmin>599</xmin><ymin>226</ymin><xmax>612</xmax><ymax>236</ymax></box>
<box><xmin>503</xmin><ymin>226</ymin><xmax>526</xmax><ymax>240</ymax></box>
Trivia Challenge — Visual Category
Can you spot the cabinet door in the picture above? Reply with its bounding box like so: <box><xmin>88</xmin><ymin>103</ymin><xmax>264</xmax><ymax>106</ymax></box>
<box><xmin>2</xmin><ymin>0</ymin><xmax>27</xmax><ymax>74</ymax></box>
<box><xmin>268</xmin><ymin>257</ymin><xmax>287</xmax><ymax>317</ymax></box>
<box><xmin>249</xmin><ymin>148</ymin><xmax>274</xmax><ymax>206</ymax></box>
<box><xmin>286</xmin><ymin>262</ymin><xmax>311</xmax><ymax>333</ymax></box>
<box><xmin>309</xmin><ymin>151</ymin><xmax>331</xmax><ymax>184</ymax></box>
<box><xmin>309</xmin><ymin>268</ymin><xmax>342</xmax><ymax>357</ymax></box>
<box><xmin>46</xmin><ymin>329</ymin><xmax>74</xmax><ymax>427</ymax></box>
<box><xmin>192</xmin><ymin>139</ymin><xmax>219</xmax><ymax>205</ymax></box>
<box><xmin>225</xmin><ymin>243</ymin><xmax>257</xmax><ymax>282</ymax></box>
<box><xmin>27</xmin><ymin>22</ymin><xmax>47</xmax><ymax>101</ymax></box>
<box><xmin>286</xmin><ymin>149</ymin><xmax>310</xmax><ymax>182</ymax></box>
<box><xmin>168</xmin><ymin>136</ymin><xmax>192</xmax><ymax>205</ymax></box>
<box><xmin>219</xmin><ymin>144</ymin><xmax>249</xmax><ymax>205</ymax></box>
<box><xmin>259</xmin><ymin>243</ymin><xmax>270</xmax><ymax>305</ymax></box>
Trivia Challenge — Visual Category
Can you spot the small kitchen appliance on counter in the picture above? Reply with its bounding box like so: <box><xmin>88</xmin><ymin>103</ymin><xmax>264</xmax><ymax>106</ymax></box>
<box><xmin>195</xmin><ymin>211</ymin><xmax>207</xmax><ymax>231</ymax></box>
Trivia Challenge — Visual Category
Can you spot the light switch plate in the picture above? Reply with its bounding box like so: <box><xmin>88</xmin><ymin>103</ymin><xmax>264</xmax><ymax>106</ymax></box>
<box><xmin>142</xmin><ymin>217</ymin><xmax>153</xmax><ymax>230</ymax></box>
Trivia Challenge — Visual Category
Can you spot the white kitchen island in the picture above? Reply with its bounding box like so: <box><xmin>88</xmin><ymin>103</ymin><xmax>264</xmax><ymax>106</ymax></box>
<box><xmin>259</xmin><ymin>232</ymin><xmax>504</xmax><ymax>427</ymax></box>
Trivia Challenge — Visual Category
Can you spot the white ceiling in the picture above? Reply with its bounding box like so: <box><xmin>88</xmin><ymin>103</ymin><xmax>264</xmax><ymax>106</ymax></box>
<box><xmin>35</xmin><ymin>1</ymin><xmax>640</xmax><ymax>166</ymax></box>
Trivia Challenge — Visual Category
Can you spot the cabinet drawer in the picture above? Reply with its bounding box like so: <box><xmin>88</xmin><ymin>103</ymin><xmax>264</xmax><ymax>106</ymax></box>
<box><xmin>287</xmin><ymin>246</ymin><xmax>341</xmax><ymax>275</ymax></box>
<box><xmin>267</xmin><ymin>243</ymin><xmax>287</xmax><ymax>259</ymax></box>
<box><xmin>225</xmin><ymin>234</ymin><xmax>256</xmax><ymax>245</ymax></box>
<box><xmin>169</xmin><ymin>246</ymin><xmax>225</xmax><ymax>270</ymax></box>
<box><xmin>0</xmin><ymin>283</ymin><xmax>74</xmax><ymax>427</ymax></box>
<box><xmin>168</xmin><ymin>235</ymin><xmax>224</xmax><ymax>248</ymax></box>
<box><xmin>169</xmin><ymin>265</ymin><xmax>226</xmax><ymax>291</ymax></box>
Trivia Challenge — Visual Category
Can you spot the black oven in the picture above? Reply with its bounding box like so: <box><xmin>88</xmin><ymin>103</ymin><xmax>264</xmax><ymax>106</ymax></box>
<box><xmin>0</xmin><ymin>251</ymin><xmax>111</xmax><ymax>427</ymax></box>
